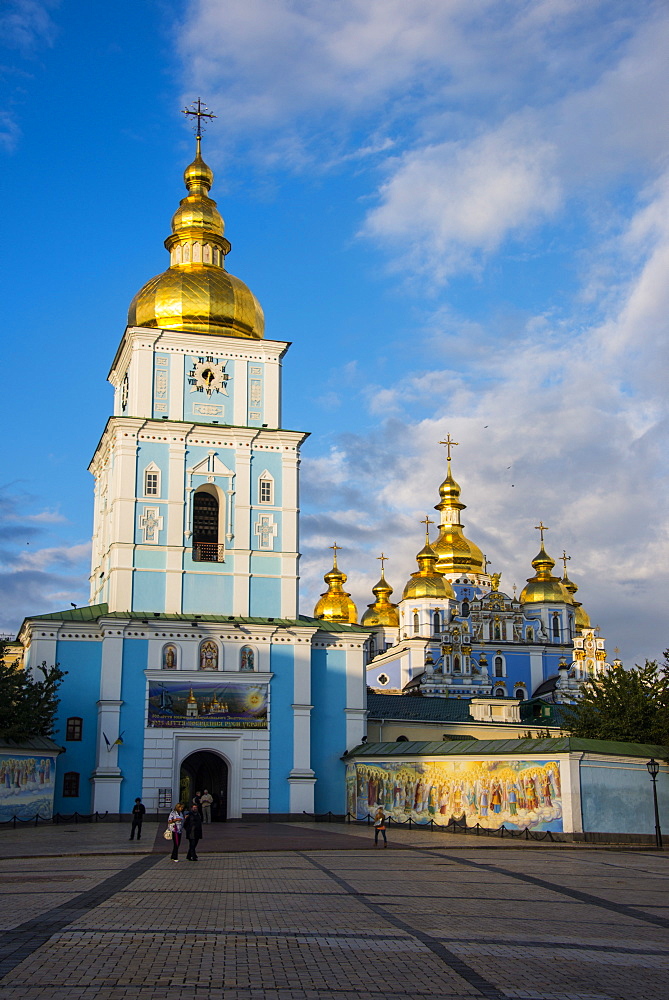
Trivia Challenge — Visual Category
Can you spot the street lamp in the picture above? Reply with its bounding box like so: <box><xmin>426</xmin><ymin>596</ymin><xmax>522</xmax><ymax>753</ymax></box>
<box><xmin>646</xmin><ymin>759</ymin><xmax>663</xmax><ymax>850</ymax></box>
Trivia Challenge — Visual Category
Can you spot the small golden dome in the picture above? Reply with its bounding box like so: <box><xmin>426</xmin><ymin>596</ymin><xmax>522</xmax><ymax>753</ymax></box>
<box><xmin>361</xmin><ymin>568</ymin><xmax>399</xmax><ymax>627</ymax></box>
<box><xmin>562</xmin><ymin>572</ymin><xmax>591</xmax><ymax>630</ymax></box>
<box><xmin>313</xmin><ymin>547</ymin><xmax>358</xmax><ymax>624</ymax></box>
<box><xmin>128</xmin><ymin>137</ymin><xmax>264</xmax><ymax>339</ymax></box>
<box><xmin>432</xmin><ymin>460</ymin><xmax>485</xmax><ymax>576</ymax></box>
<box><xmin>402</xmin><ymin>532</ymin><xmax>456</xmax><ymax>601</ymax></box>
<box><xmin>519</xmin><ymin>544</ymin><xmax>572</xmax><ymax>604</ymax></box>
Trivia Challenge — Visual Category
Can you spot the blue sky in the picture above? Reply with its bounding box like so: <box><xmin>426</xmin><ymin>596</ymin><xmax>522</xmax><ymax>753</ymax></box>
<box><xmin>1</xmin><ymin>0</ymin><xmax>668</xmax><ymax>665</ymax></box>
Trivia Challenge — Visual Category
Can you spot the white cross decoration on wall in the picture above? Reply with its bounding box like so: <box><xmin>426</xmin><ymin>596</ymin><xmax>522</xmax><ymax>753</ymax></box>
<box><xmin>139</xmin><ymin>507</ymin><xmax>164</xmax><ymax>544</ymax></box>
<box><xmin>255</xmin><ymin>514</ymin><xmax>278</xmax><ymax>550</ymax></box>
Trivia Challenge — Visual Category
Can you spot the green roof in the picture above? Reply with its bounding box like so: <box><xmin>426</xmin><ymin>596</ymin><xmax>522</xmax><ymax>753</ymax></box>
<box><xmin>367</xmin><ymin>693</ymin><xmax>473</xmax><ymax>722</ymax></box>
<box><xmin>344</xmin><ymin>737</ymin><xmax>669</xmax><ymax>760</ymax></box>
<box><xmin>23</xmin><ymin>604</ymin><xmax>372</xmax><ymax>633</ymax></box>
<box><xmin>0</xmin><ymin>736</ymin><xmax>64</xmax><ymax>753</ymax></box>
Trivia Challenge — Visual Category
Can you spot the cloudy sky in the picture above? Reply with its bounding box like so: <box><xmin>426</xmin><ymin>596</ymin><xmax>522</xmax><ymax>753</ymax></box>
<box><xmin>1</xmin><ymin>0</ymin><xmax>668</xmax><ymax>665</ymax></box>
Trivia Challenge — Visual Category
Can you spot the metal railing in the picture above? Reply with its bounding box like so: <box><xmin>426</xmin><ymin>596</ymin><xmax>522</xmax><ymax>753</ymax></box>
<box><xmin>301</xmin><ymin>810</ymin><xmax>564</xmax><ymax>842</ymax></box>
<box><xmin>0</xmin><ymin>810</ymin><xmax>110</xmax><ymax>829</ymax></box>
<box><xmin>192</xmin><ymin>542</ymin><xmax>225</xmax><ymax>563</ymax></box>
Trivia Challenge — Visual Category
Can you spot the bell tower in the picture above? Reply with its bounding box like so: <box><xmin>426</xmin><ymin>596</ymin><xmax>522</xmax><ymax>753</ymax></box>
<box><xmin>88</xmin><ymin>117</ymin><xmax>306</xmax><ymax>618</ymax></box>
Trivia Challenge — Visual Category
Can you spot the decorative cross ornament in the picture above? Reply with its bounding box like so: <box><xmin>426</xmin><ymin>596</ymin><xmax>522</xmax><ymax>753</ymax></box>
<box><xmin>139</xmin><ymin>507</ymin><xmax>163</xmax><ymax>544</ymax></box>
<box><xmin>420</xmin><ymin>516</ymin><xmax>434</xmax><ymax>542</ymax></box>
<box><xmin>254</xmin><ymin>514</ymin><xmax>278</xmax><ymax>550</ymax></box>
<box><xmin>330</xmin><ymin>542</ymin><xmax>341</xmax><ymax>567</ymax></box>
<box><xmin>535</xmin><ymin>521</ymin><xmax>549</xmax><ymax>543</ymax></box>
<box><xmin>378</xmin><ymin>552</ymin><xmax>388</xmax><ymax>571</ymax></box>
<box><xmin>439</xmin><ymin>434</ymin><xmax>459</xmax><ymax>461</ymax></box>
<box><xmin>561</xmin><ymin>550</ymin><xmax>571</xmax><ymax>574</ymax></box>
<box><xmin>181</xmin><ymin>98</ymin><xmax>217</xmax><ymax>138</ymax></box>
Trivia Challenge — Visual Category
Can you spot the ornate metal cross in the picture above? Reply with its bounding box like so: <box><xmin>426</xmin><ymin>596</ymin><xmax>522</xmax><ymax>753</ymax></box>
<box><xmin>439</xmin><ymin>434</ymin><xmax>459</xmax><ymax>461</ymax></box>
<box><xmin>181</xmin><ymin>98</ymin><xmax>217</xmax><ymax>138</ymax></box>
<box><xmin>535</xmin><ymin>521</ymin><xmax>549</xmax><ymax>543</ymax></box>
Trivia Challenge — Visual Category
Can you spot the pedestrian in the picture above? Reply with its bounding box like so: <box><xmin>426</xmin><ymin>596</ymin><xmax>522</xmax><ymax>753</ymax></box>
<box><xmin>373</xmin><ymin>807</ymin><xmax>387</xmax><ymax>848</ymax></box>
<box><xmin>200</xmin><ymin>788</ymin><xmax>213</xmax><ymax>824</ymax></box>
<box><xmin>193</xmin><ymin>790</ymin><xmax>202</xmax><ymax>815</ymax></box>
<box><xmin>167</xmin><ymin>803</ymin><xmax>184</xmax><ymax>862</ymax></box>
<box><xmin>129</xmin><ymin>797</ymin><xmax>146</xmax><ymax>840</ymax></box>
<box><xmin>183</xmin><ymin>803</ymin><xmax>203</xmax><ymax>861</ymax></box>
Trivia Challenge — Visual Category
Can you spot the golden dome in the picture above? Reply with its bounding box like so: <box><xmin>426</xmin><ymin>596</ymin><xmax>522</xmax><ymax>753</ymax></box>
<box><xmin>562</xmin><ymin>572</ymin><xmax>591</xmax><ymax>630</ymax></box>
<box><xmin>128</xmin><ymin>137</ymin><xmax>264</xmax><ymax>339</ymax></box>
<box><xmin>313</xmin><ymin>547</ymin><xmax>358</xmax><ymax>624</ymax></box>
<box><xmin>432</xmin><ymin>460</ymin><xmax>485</xmax><ymax>576</ymax></box>
<box><xmin>361</xmin><ymin>567</ymin><xmax>399</xmax><ymax>627</ymax></box>
<box><xmin>519</xmin><ymin>544</ymin><xmax>572</xmax><ymax>605</ymax></box>
<box><xmin>402</xmin><ymin>532</ymin><xmax>456</xmax><ymax>601</ymax></box>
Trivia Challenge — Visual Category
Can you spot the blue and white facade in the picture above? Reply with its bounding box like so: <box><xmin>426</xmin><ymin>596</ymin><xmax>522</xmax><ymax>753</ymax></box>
<box><xmin>18</xmin><ymin>142</ymin><xmax>369</xmax><ymax>819</ymax></box>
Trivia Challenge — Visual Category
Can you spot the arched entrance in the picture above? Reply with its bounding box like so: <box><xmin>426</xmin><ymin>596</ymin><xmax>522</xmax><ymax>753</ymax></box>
<box><xmin>179</xmin><ymin>750</ymin><xmax>228</xmax><ymax>821</ymax></box>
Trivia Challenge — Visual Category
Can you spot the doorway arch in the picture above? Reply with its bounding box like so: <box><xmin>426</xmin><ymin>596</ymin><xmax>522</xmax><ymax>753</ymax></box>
<box><xmin>179</xmin><ymin>750</ymin><xmax>229</xmax><ymax>821</ymax></box>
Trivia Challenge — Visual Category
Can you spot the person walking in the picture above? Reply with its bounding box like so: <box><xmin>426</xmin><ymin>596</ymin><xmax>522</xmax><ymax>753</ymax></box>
<box><xmin>183</xmin><ymin>804</ymin><xmax>203</xmax><ymax>861</ymax></box>
<box><xmin>129</xmin><ymin>797</ymin><xmax>146</xmax><ymax>840</ymax></box>
<box><xmin>200</xmin><ymin>789</ymin><xmax>213</xmax><ymax>824</ymax></box>
<box><xmin>373</xmin><ymin>807</ymin><xmax>388</xmax><ymax>848</ymax></box>
<box><xmin>167</xmin><ymin>803</ymin><xmax>184</xmax><ymax>862</ymax></box>
<box><xmin>193</xmin><ymin>790</ymin><xmax>202</xmax><ymax>815</ymax></box>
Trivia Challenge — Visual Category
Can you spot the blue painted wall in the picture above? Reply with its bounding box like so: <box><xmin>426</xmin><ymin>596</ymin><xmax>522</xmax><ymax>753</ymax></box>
<box><xmin>249</xmin><ymin>572</ymin><xmax>282</xmax><ymax>618</ymax></box>
<box><xmin>311</xmin><ymin>648</ymin><xmax>348</xmax><ymax>813</ymax></box>
<box><xmin>268</xmin><ymin>644</ymin><xmax>294</xmax><ymax>814</ymax></box>
<box><xmin>182</xmin><ymin>570</ymin><xmax>233</xmax><ymax>615</ymax></box>
<box><xmin>580</xmin><ymin>760</ymin><xmax>669</xmax><ymax>834</ymax></box>
<box><xmin>53</xmin><ymin>640</ymin><xmax>103</xmax><ymax>814</ymax></box>
<box><xmin>132</xmin><ymin>570</ymin><xmax>166</xmax><ymax>612</ymax></box>
<box><xmin>119</xmin><ymin>638</ymin><xmax>149</xmax><ymax>813</ymax></box>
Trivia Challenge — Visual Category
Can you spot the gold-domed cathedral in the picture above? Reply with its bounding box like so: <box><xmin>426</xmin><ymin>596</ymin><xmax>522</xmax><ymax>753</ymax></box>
<box><xmin>353</xmin><ymin>438</ymin><xmax>613</xmax><ymax>703</ymax></box>
<box><xmin>15</xmin><ymin>108</ymin><xmax>370</xmax><ymax>823</ymax></box>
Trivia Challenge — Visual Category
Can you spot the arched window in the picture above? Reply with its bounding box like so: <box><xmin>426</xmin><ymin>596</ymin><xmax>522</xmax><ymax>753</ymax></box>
<box><xmin>63</xmin><ymin>772</ymin><xmax>80</xmax><ymax>797</ymax></box>
<box><xmin>433</xmin><ymin>611</ymin><xmax>441</xmax><ymax>633</ymax></box>
<box><xmin>494</xmin><ymin>687</ymin><xmax>505</xmax><ymax>698</ymax></box>
<box><xmin>65</xmin><ymin>717</ymin><xmax>82</xmax><ymax>741</ymax></box>
<box><xmin>453</xmin><ymin>656</ymin><xmax>461</xmax><ymax>673</ymax></box>
<box><xmin>515</xmin><ymin>689</ymin><xmax>526</xmax><ymax>700</ymax></box>
<box><xmin>240</xmin><ymin>646</ymin><xmax>255</xmax><ymax>672</ymax></box>
<box><xmin>461</xmin><ymin>599</ymin><xmax>470</xmax><ymax>617</ymax></box>
<box><xmin>199</xmin><ymin>640</ymin><xmax>219</xmax><ymax>671</ymax></box>
<box><xmin>552</xmin><ymin>613</ymin><xmax>560</xmax><ymax>638</ymax></box>
<box><xmin>396</xmin><ymin>735</ymin><xmax>408</xmax><ymax>742</ymax></box>
<box><xmin>413</xmin><ymin>613</ymin><xmax>419</xmax><ymax>633</ymax></box>
<box><xmin>526</xmin><ymin>627</ymin><xmax>534</xmax><ymax>642</ymax></box>
<box><xmin>494</xmin><ymin>656</ymin><xmax>504</xmax><ymax>677</ymax></box>
<box><xmin>193</xmin><ymin>489</ymin><xmax>222</xmax><ymax>562</ymax></box>
<box><xmin>162</xmin><ymin>644</ymin><xmax>177</xmax><ymax>669</ymax></box>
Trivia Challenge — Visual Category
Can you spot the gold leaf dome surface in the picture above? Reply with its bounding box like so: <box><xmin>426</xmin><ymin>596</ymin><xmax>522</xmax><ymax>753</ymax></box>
<box><xmin>402</xmin><ymin>540</ymin><xmax>455</xmax><ymax>601</ymax></box>
<box><xmin>361</xmin><ymin>570</ymin><xmax>399</xmax><ymax>627</ymax></box>
<box><xmin>313</xmin><ymin>553</ymin><xmax>358</xmax><ymax>624</ymax></box>
<box><xmin>432</xmin><ymin>462</ymin><xmax>485</xmax><ymax>575</ymax></box>
<box><xmin>519</xmin><ymin>545</ymin><xmax>572</xmax><ymax>605</ymax></box>
<box><xmin>562</xmin><ymin>573</ymin><xmax>591</xmax><ymax>629</ymax></box>
<box><xmin>127</xmin><ymin>139</ymin><xmax>264</xmax><ymax>339</ymax></box>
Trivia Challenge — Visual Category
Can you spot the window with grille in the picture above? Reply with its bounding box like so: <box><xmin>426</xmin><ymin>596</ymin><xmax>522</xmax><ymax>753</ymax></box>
<box><xmin>65</xmin><ymin>717</ymin><xmax>82</xmax><ymax>741</ymax></box>
<box><xmin>494</xmin><ymin>656</ymin><xmax>504</xmax><ymax>677</ymax></box>
<box><xmin>145</xmin><ymin>471</ymin><xmax>159</xmax><ymax>496</ymax></box>
<box><xmin>63</xmin><ymin>772</ymin><xmax>80</xmax><ymax>797</ymax></box>
<box><xmin>259</xmin><ymin>476</ymin><xmax>273</xmax><ymax>504</ymax></box>
<box><xmin>192</xmin><ymin>490</ymin><xmax>222</xmax><ymax>562</ymax></box>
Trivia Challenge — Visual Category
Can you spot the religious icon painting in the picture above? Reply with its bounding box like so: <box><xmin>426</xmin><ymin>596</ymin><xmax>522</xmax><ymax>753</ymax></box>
<box><xmin>162</xmin><ymin>644</ymin><xmax>178</xmax><ymax>670</ymax></box>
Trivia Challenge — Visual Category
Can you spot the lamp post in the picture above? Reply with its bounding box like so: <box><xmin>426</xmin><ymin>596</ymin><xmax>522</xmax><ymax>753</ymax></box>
<box><xmin>646</xmin><ymin>759</ymin><xmax>663</xmax><ymax>850</ymax></box>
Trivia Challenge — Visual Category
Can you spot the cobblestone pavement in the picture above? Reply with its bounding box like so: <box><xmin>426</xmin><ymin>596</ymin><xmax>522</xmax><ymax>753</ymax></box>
<box><xmin>0</xmin><ymin>829</ymin><xmax>667</xmax><ymax>1000</ymax></box>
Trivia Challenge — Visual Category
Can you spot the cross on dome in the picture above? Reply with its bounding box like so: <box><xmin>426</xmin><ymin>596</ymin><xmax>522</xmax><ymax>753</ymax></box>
<box><xmin>561</xmin><ymin>550</ymin><xmax>571</xmax><ymax>574</ymax></box>
<box><xmin>439</xmin><ymin>434</ymin><xmax>459</xmax><ymax>461</ymax></box>
<box><xmin>420</xmin><ymin>516</ymin><xmax>434</xmax><ymax>542</ymax></box>
<box><xmin>377</xmin><ymin>552</ymin><xmax>388</xmax><ymax>571</ymax></box>
<box><xmin>534</xmin><ymin>521</ymin><xmax>549</xmax><ymax>544</ymax></box>
<box><xmin>181</xmin><ymin>98</ymin><xmax>217</xmax><ymax>139</ymax></box>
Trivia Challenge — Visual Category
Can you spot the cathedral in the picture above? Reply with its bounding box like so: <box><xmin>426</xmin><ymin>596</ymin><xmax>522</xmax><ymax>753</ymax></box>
<box><xmin>313</xmin><ymin>442</ymin><xmax>615</xmax><ymax>706</ymax></box>
<box><xmin>16</xmin><ymin>118</ymin><xmax>613</xmax><ymax>821</ymax></box>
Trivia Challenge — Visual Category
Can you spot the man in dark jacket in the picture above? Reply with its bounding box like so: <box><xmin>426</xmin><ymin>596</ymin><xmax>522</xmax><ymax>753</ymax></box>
<box><xmin>129</xmin><ymin>798</ymin><xmax>146</xmax><ymax>840</ymax></box>
<box><xmin>183</xmin><ymin>804</ymin><xmax>203</xmax><ymax>861</ymax></box>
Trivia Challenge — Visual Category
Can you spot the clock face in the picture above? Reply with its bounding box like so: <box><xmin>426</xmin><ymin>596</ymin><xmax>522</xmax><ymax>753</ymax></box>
<box><xmin>188</xmin><ymin>357</ymin><xmax>230</xmax><ymax>396</ymax></box>
<box><xmin>121</xmin><ymin>373</ymin><xmax>129</xmax><ymax>411</ymax></box>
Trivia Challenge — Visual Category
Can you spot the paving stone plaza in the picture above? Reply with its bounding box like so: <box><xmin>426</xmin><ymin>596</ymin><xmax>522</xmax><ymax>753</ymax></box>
<box><xmin>0</xmin><ymin>821</ymin><xmax>667</xmax><ymax>1000</ymax></box>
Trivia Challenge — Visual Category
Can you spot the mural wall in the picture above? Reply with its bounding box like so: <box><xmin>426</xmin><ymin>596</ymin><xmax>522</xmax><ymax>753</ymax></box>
<box><xmin>347</xmin><ymin>758</ymin><xmax>563</xmax><ymax>832</ymax></box>
<box><xmin>0</xmin><ymin>752</ymin><xmax>58</xmax><ymax>821</ymax></box>
<box><xmin>148</xmin><ymin>680</ymin><xmax>268</xmax><ymax>729</ymax></box>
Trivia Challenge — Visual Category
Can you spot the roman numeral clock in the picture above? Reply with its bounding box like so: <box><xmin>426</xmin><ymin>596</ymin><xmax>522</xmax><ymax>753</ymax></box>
<box><xmin>188</xmin><ymin>356</ymin><xmax>230</xmax><ymax>396</ymax></box>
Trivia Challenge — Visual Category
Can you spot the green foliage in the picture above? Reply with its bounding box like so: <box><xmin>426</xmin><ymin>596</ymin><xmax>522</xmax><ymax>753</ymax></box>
<box><xmin>0</xmin><ymin>645</ymin><xmax>67</xmax><ymax>741</ymax></box>
<box><xmin>561</xmin><ymin>654</ymin><xmax>669</xmax><ymax>746</ymax></box>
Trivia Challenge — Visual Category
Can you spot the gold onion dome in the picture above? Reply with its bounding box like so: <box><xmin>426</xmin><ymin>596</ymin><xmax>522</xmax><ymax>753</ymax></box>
<box><xmin>128</xmin><ymin>137</ymin><xmax>264</xmax><ymax>338</ymax></box>
<box><xmin>432</xmin><ymin>460</ymin><xmax>485</xmax><ymax>576</ymax></box>
<box><xmin>361</xmin><ymin>568</ymin><xmax>399</xmax><ymax>627</ymax></box>
<box><xmin>519</xmin><ymin>545</ymin><xmax>572</xmax><ymax>604</ymax></box>
<box><xmin>313</xmin><ymin>548</ymin><xmax>358</xmax><ymax>624</ymax></box>
<box><xmin>402</xmin><ymin>533</ymin><xmax>455</xmax><ymax>601</ymax></box>
<box><xmin>562</xmin><ymin>572</ymin><xmax>591</xmax><ymax>630</ymax></box>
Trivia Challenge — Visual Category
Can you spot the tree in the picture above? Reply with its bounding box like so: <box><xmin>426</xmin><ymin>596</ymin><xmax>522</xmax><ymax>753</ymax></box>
<box><xmin>0</xmin><ymin>645</ymin><xmax>67</xmax><ymax>741</ymax></box>
<box><xmin>561</xmin><ymin>654</ymin><xmax>669</xmax><ymax>746</ymax></box>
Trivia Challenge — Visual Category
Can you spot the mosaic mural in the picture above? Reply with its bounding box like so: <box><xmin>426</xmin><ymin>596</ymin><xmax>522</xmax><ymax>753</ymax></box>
<box><xmin>346</xmin><ymin>758</ymin><xmax>563</xmax><ymax>832</ymax></box>
<box><xmin>0</xmin><ymin>753</ymin><xmax>58</xmax><ymax>821</ymax></box>
<box><xmin>148</xmin><ymin>680</ymin><xmax>267</xmax><ymax>729</ymax></box>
